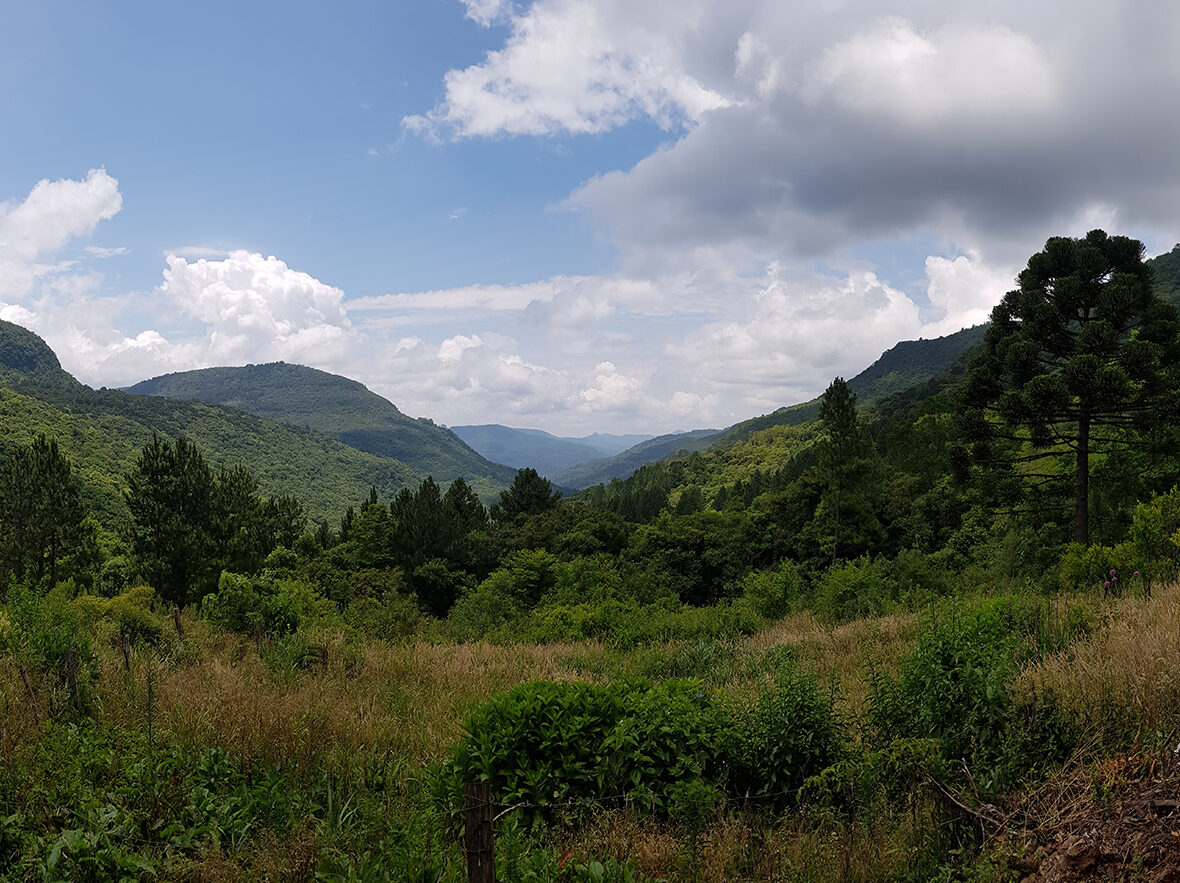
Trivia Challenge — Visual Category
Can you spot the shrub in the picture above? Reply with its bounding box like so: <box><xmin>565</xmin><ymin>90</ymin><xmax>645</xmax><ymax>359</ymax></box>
<box><xmin>1057</xmin><ymin>542</ymin><xmax>1138</xmax><ymax>593</ymax></box>
<box><xmin>345</xmin><ymin>592</ymin><xmax>421</xmax><ymax>641</ymax></box>
<box><xmin>739</xmin><ymin>560</ymin><xmax>806</xmax><ymax>620</ymax></box>
<box><xmin>722</xmin><ymin>664</ymin><xmax>844</xmax><ymax>806</ymax></box>
<box><xmin>201</xmin><ymin>572</ymin><xmax>329</xmax><ymax>637</ymax></box>
<box><xmin>813</xmin><ymin>556</ymin><xmax>895</xmax><ymax>623</ymax></box>
<box><xmin>868</xmin><ymin>598</ymin><xmax>1075</xmax><ymax>791</ymax></box>
<box><xmin>73</xmin><ymin>585</ymin><xmax>162</xmax><ymax>644</ymax></box>
<box><xmin>440</xmin><ymin>679</ymin><xmax>728</xmax><ymax>825</ymax></box>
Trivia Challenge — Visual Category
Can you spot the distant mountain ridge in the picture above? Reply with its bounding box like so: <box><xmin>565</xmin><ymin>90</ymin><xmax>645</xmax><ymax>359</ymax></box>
<box><xmin>553</xmin><ymin>428</ymin><xmax>724</xmax><ymax>489</ymax></box>
<box><xmin>127</xmin><ymin>362</ymin><xmax>514</xmax><ymax>486</ymax></box>
<box><xmin>450</xmin><ymin>424</ymin><xmax>652</xmax><ymax>479</ymax></box>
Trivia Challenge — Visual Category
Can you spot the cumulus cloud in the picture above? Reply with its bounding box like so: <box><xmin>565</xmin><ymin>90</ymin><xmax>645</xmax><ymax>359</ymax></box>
<box><xmin>0</xmin><ymin>169</ymin><xmax>123</xmax><ymax>301</ymax></box>
<box><xmin>405</xmin><ymin>0</ymin><xmax>731</xmax><ymax>138</ymax></box>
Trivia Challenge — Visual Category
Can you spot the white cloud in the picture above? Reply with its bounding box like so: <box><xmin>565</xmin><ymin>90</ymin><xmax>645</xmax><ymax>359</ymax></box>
<box><xmin>405</xmin><ymin>0</ymin><xmax>731</xmax><ymax>138</ymax></box>
<box><xmin>462</xmin><ymin>0</ymin><xmax>513</xmax><ymax>27</ymax></box>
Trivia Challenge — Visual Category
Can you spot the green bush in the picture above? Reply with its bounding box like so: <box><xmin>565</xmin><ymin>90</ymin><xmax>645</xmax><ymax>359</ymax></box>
<box><xmin>1126</xmin><ymin>487</ymin><xmax>1180</xmax><ymax>587</ymax></box>
<box><xmin>441</xmin><ymin>679</ymin><xmax>727</xmax><ymax>825</ymax></box>
<box><xmin>739</xmin><ymin>560</ymin><xmax>805</xmax><ymax>620</ymax></box>
<box><xmin>73</xmin><ymin>585</ymin><xmax>162</xmax><ymax>644</ymax></box>
<box><xmin>868</xmin><ymin>598</ymin><xmax>1075</xmax><ymax>792</ymax></box>
<box><xmin>201</xmin><ymin>572</ymin><xmax>328</xmax><ymax>637</ymax></box>
<box><xmin>345</xmin><ymin>592</ymin><xmax>421</xmax><ymax>641</ymax></box>
<box><xmin>722</xmin><ymin>664</ymin><xmax>844</xmax><ymax>806</ymax></box>
<box><xmin>813</xmin><ymin>556</ymin><xmax>895</xmax><ymax>623</ymax></box>
<box><xmin>1057</xmin><ymin>542</ymin><xmax>1138</xmax><ymax>593</ymax></box>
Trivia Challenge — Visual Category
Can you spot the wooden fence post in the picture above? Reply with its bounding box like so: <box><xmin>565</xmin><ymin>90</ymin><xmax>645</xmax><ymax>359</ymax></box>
<box><xmin>463</xmin><ymin>782</ymin><xmax>495</xmax><ymax>883</ymax></box>
<box><xmin>172</xmin><ymin>606</ymin><xmax>184</xmax><ymax>640</ymax></box>
<box><xmin>19</xmin><ymin>665</ymin><xmax>41</xmax><ymax>728</ymax></box>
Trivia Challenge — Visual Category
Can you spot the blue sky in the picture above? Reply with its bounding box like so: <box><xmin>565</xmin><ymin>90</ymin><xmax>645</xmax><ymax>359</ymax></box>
<box><xmin>3</xmin><ymin>0</ymin><xmax>1180</xmax><ymax>434</ymax></box>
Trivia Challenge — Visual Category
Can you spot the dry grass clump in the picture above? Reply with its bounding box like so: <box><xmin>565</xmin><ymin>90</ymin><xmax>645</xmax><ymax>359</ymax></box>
<box><xmin>746</xmin><ymin>611</ymin><xmax>919</xmax><ymax>716</ymax></box>
<box><xmin>559</xmin><ymin>807</ymin><xmax>941</xmax><ymax>882</ymax></box>
<box><xmin>89</xmin><ymin>615</ymin><xmax>584</xmax><ymax>773</ymax></box>
<box><xmin>1017</xmin><ymin>583</ymin><xmax>1180</xmax><ymax>746</ymax></box>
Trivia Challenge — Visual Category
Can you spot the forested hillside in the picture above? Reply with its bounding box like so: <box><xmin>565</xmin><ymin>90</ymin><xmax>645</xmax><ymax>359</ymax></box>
<box><xmin>0</xmin><ymin>321</ymin><xmax>457</xmax><ymax>524</ymax></box>
<box><xmin>127</xmin><ymin>362</ymin><xmax>514</xmax><ymax>486</ymax></box>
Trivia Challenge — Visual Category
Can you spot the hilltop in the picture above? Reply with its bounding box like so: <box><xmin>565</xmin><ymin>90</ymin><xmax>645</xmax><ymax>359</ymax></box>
<box><xmin>127</xmin><ymin>363</ymin><xmax>514</xmax><ymax>486</ymax></box>
<box><xmin>0</xmin><ymin>321</ymin><xmax>499</xmax><ymax>525</ymax></box>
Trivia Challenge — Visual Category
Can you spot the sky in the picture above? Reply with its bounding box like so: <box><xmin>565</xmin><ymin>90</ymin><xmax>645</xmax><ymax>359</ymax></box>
<box><xmin>2</xmin><ymin>0</ymin><xmax>1180</xmax><ymax>436</ymax></box>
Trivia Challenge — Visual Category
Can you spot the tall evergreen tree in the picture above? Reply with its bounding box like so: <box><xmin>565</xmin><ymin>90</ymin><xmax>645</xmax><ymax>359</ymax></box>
<box><xmin>963</xmin><ymin>230</ymin><xmax>1180</xmax><ymax>544</ymax></box>
<box><xmin>125</xmin><ymin>435</ymin><xmax>215</xmax><ymax>605</ymax></box>
<box><xmin>491</xmin><ymin>468</ymin><xmax>561</xmax><ymax>521</ymax></box>
<box><xmin>814</xmin><ymin>377</ymin><xmax>883</xmax><ymax>564</ymax></box>
<box><xmin>0</xmin><ymin>434</ymin><xmax>88</xmax><ymax>588</ymax></box>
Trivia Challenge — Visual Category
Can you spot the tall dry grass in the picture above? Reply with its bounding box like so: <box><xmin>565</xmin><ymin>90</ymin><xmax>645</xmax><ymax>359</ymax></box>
<box><xmin>746</xmin><ymin>610</ymin><xmax>920</xmax><ymax>716</ymax></box>
<box><xmin>1017</xmin><ymin>583</ymin><xmax>1180</xmax><ymax>747</ymax></box>
<box><xmin>90</xmin><ymin>616</ymin><xmax>583</xmax><ymax>774</ymax></box>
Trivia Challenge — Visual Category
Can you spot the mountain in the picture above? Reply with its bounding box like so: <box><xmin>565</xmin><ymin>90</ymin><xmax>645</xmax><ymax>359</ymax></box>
<box><xmin>1152</xmin><ymin>244</ymin><xmax>1180</xmax><ymax>306</ymax></box>
<box><xmin>0</xmin><ymin>321</ymin><xmax>472</xmax><ymax>526</ymax></box>
<box><xmin>707</xmin><ymin>324</ymin><xmax>987</xmax><ymax>449</ymax></box>
<box><xmin>563</xmin><ymin>324</ymin><xmax>988</xmax><ymax>489</ymax></box>
<box><xmin>552</xmin><ymin>428</ymin><xmax>723</xmax><ymax>489</ymax></box>
<box><xmin>575</xmin><ymin>433</ymin><xmax>653</xmax><ymax>456</ymax></box>
<box><xmin>126</xmin><ymin>363</ymin><xmax>515</xmax><ymax>486</ymax></box>
<box><xmin>450</xmin><ymin>425</ymin><xmax>608</xmax><ymax>478</ymax></box>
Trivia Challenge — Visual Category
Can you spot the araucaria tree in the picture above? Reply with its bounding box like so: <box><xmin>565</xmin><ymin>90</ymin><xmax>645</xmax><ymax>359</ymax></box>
<box><xmin>963</xmin><ymin>230</ymin><xmax>1180</xmax><ymax>544</ymax></box>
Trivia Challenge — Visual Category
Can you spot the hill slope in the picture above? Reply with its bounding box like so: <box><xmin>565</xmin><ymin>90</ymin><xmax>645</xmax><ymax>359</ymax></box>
<box><xmin>0</xmin><ymin>321</ymin><xmax>440</xmax><ymax>526</ymax></box>
<box><xmin>450</xmin><ymin>424</ymin><xmax>607</xmax><ymax>478</ymax></box>
<box><xmin>127</xmin><ymin>363</ymin><xmax>514</xmax><ymax>485</ymax></box>
<box><xmin>708</xmin><ymin>324</ymin><xmax>987</xmax><ymax>449</ymax></box>
<box><xmin>552</xmin><ymin>429</ymin><xmax>723</xmax><ymax>489</ymax></box>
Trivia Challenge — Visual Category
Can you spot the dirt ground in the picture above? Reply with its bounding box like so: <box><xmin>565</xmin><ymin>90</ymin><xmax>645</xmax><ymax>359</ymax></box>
<box><xmin>992</xmin><ymin>749</ymin><xmax>1180</xmax><ymax>882</ymax></box>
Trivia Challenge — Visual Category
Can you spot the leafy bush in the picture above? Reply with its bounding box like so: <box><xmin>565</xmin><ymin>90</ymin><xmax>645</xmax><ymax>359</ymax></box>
<box><xmin>345</xmin><ymin>592</ymin><xmax>421</xmax><ymax>641</ymax></box>
<box><xmin>1057</xmin><ymin>542</ymin><xmax>1138</xmax><ymax>592</ymax></box>
<box><xmin>813</xmin><ymin>556</ymin><xmax>895</xmax><ymax>623</ymax></box>
<box><xmin>201</xmin><ymin>572</ymin><xmax>328</xmax><ymax>637</ymax></box>
<box><xmin>739</xmin><ymin>560</ymin><xmax>805</xmax><ymax>620</ymax></box>
<box><xmin>722</xmin><ymin>664</ymin><xmax>844</xmax><ymax>806</ymax></box>
<box><xmin>1126</xmin><ymin>487</ymin><xmax>1180</xmax><ymax>587</ymax></box>
<box><xmin>73</xmin><ymin>585</ymin><xmax>163</xmax><ymax>644</ymax></box>
<box><xmin>868</xmin><ymin>598</ymin><xmax>1075</xmax><ymax>791</ymax></box>
<box><xmin>440</xmin><ymin>679</ymin><xmax>727</xmax><ymax>825</ymax></box>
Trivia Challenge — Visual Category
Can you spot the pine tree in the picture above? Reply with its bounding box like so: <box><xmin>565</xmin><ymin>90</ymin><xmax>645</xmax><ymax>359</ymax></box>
<box><xmin>125</xmin><ymin>435</ymin><xmax>215</xmax><ymax>605</ymax></box>
<box><xmin>814</xmin><ymin>378</ymin><xmax>883</xmax><ymax>564</ymax></box>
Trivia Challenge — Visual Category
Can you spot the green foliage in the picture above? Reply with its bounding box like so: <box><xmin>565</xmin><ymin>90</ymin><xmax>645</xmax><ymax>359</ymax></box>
<box><xmin>799</xmin><ymin>737</ymin><xmax>945</xmax><ymax>816</ymax></box>
<box><xmin>440</xmin><ymin>679</ymin><xmax>726</xmax><ymax>825</ymax></box>
<box><xmin>0</xmin><ymin>433</ymin><xmax>92</xmax><ymax>588</ymax></box>
<box><xmin>723</xmin><ymin>665</ymin><xmax>844</xmax><ymax>806</ymax></box>
<box><xmin>1126</xmin><ymin>485</ymin><xmax>1180</xmax><ymax>585</ymax></box>
<box><xmin>812</xmin><ymin>556</ymin><xmax>895</xmax><ymax>624</ymax></box>
<box><xmin>963</xmin><ymin>230</ymin><xmax>1180</xmax><ymax>544</ymax></box>
<box><xmin>344</xmin><ymin>592</ymin><xmax>422</xmax><ymax>641</ymax></box>
<box><xmin>73</xmin><ymin>585</ymin><xmax>162</xmax><ymax>644</ymax></box>
<box><xmin>868</xmin><ymin>598</ymin><xmax>1077</xmax><ymax>791</ymax></box>
<box><xmin>738</xmin><ymin>560</ymin><xmax>806</xmax><ymax>620</ymax></box>
<box><xmin>200</xmin><ymin>572</ymin><xmax>328</xmax><ymax>637</ymax></box>
<box><xmin>125</xmin><ymin>434</ymin><xmax>217</xmax><ymax>606</ymax></box>
<box><xmin>493</xmin><ymin>467</ymin><xmax>562</xmax><ymax>521</ymax></box>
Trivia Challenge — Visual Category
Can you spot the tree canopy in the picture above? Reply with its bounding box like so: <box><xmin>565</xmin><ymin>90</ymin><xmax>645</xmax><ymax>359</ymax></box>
<box><xmin>963</xmin><ymin>230</ymin><xmax>1180</xmax><ymax>543</ymax></box>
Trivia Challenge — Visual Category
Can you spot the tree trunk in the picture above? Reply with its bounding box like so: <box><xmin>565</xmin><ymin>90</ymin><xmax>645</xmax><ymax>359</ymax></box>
<box><xmin>1074</xmin><ymin>412</ymin><xmax>1090</xmax><ymax>545</ymax></box>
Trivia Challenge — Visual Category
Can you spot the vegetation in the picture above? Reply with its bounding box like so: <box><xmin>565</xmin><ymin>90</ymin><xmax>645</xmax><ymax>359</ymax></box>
<box><xmin>4</xmin><ymin>232</ymin><xmax>1180</xmax><ymax>879</ymax></box>
<box><xmin>127</xmin><ymin>362</ymin><xmax>516</xmax><ymax>487</ymax></box>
